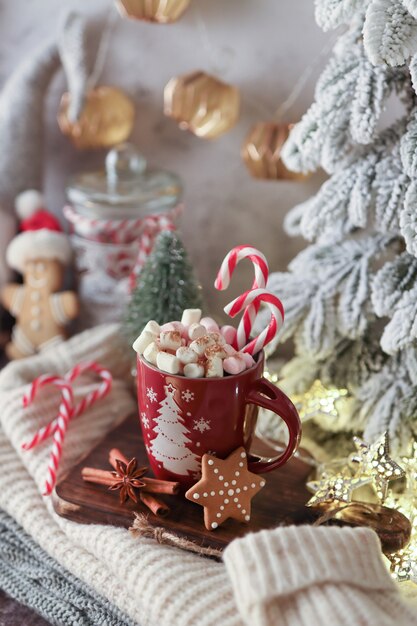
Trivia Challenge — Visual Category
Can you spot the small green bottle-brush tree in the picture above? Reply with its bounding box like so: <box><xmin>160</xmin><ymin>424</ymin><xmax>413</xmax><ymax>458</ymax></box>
<box><xmin>125</xmin><ymin>230</ymin><xmax>202</xmax><ymax>345</ymax></box>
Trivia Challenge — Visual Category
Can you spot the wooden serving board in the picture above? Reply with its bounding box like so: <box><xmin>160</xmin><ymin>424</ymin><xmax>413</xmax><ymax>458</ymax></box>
<box><xmin>53</xmin><ymin>414</ymin><xmax>316</xmax><ymax>550</ymax></box>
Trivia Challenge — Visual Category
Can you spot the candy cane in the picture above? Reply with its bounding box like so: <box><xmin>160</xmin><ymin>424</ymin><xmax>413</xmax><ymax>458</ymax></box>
<box><xmin>23</xmin><ymin>377</ymin><xmax>74</xmax><ymax>495</ymax></box>
<box><xmin>128</xmin><ymin>210</ymin><xmax>179</xmax><ymax>292</ymax></box>
<box><xmin>66</xmin><ymin>361</ymin><xmax>112</xmax><ymax>416</ymax></box>
<box><xmin>22</xmin><ymin>363</ymin><xmax>112</xmax><ymax>450</ymax></box>
<box><xmin>215</xmin><ymin>246</ymin><xmax>269</xmax><ymax>349</ymax></box>
<box><xmin>43</xmin><ymin>384</ymin><xmax>74</xmax><ymax>495</ymax></box>
<box><xmin>21</xmin><ymin>362</ymin><xmax>112</xmax><ymax>495</ymax></box>
<box><xmin>224</xmin><ymin>288</ymin><xmax>284</xmax><ymax>355</ymax></box>
<box><xmin>22</xmin><ymin>376</ymin><xmax>72</xmax><ymax>450</ymax></box>
<box><xmin>63</xmin><ymin>205</ymin><xmax>146</xmax><ymax>244</ymax></box>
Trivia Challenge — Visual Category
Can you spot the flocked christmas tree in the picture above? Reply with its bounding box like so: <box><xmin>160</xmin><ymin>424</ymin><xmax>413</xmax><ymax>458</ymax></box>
<box><xmin>150</xmin><ymin>383</ymin><xmax>200</xmax><ymax>476</ymax></box>
<box><xmin>261</xmin><ymin>0</ymin><xmax>417</xmax><ymax>447</ymax></box>
<box><xmin>125</xmin><ymin>230</ymin><xmax>202</xmax><ymax>345</ymax></box>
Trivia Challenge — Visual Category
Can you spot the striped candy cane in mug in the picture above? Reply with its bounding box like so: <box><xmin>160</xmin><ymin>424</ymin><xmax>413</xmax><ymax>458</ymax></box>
<box><xmin>214</xmin><ymin>246</ymin><xmax>269</xmax><ymax>349</ymax></box>
<box><xmin>224</xmin><ymin>288</ymin><xmax>285</xmax><ymax>355</ymax></box>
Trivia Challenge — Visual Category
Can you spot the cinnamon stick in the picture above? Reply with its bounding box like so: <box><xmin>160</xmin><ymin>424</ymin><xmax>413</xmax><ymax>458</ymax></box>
<box><xmin>108</xmin><ymin>448</ymin><xmax>180</xmax><ymax>494</ymax></box>
<box><xmin>109</xmin><ymin>448</ymin><xmax>129</xmax><ymax>470</ymax></box>
<box><xmin>141</xmin><ymin>477</ymin><xmax>180</xmax><ymax>495</ymax></box>
<box><xmin>139</xmin><ymin>492</ymin><xmax>170</xmax><ymax>517</ymax></box>
<box><xmin>81</xmin><ymin>467</ymin><xmax>179</xmax><ymax>495</ymax></box>
<box><xmin>82</xmin><ymin>468</ymin><xmax>113</xmax><ymax>484</ymax></box>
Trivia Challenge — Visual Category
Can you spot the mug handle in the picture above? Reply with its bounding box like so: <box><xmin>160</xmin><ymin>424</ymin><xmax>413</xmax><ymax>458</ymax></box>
<box><xmin>245</xmin><ymin>377</ymin><xmax>301</xmax><ymax>473</ymax></box>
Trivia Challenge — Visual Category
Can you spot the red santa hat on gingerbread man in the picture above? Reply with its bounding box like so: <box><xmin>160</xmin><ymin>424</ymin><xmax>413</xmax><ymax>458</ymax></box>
<box><xmin>6</xmin><ymin>190</ymin><xmax>72</xmax><ymax>273</ymax></box>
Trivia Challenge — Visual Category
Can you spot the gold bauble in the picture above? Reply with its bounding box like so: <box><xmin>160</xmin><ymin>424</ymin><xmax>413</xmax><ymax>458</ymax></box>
<box><xmin>58</xmin><ymin>86</ymin><xmax>135</xmax><ymax>150</ymax></box>
<box><xmin>242</xmin><ymin>121</ymin><xmax>306</xmax><ymax>180</ymax></box>
<box><xmin>116</xmin><ymin>0</ymin><xmax>190</xmax><ymax>22</ymax></box>
<box><xmin>164</xmin><ymin>71</ymin><xmax>240</xmax><ymax>139</ymax></box>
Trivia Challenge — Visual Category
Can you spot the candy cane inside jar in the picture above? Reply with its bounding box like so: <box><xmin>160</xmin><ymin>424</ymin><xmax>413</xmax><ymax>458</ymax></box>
<box><xmin>224</xmin><ymin>288</ymin><xmax>285</xmax><ymax>355</ymax></box>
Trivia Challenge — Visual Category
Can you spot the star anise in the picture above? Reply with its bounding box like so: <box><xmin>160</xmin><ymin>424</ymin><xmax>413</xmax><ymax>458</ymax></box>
<box><xmin>109</xmin><ymin>457</ymin><xmax>148</xmax><ymax>503</ymax></box>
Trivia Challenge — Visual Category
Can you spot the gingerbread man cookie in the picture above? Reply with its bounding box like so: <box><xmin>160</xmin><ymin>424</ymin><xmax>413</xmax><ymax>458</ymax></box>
<box><xmin>2</xmin><ymin>190</ymin><xmax>79</xmax><ymax>359</ymax></box>
<box><xmin>185</xmin><ymin>447</ymin><xmax>266</xmax><ymax>530</ymax></box>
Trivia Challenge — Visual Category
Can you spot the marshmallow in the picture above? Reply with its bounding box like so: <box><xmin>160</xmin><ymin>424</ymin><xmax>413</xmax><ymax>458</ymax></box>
<box><xmin>159</xmin><ymin>330</ymin><xmax>182</xmax><ymax>351</ymax></box>
<box><xmin>189</xmin><ymin>334</ymin><xmax>216</xmax><ymax>355</ymax></box>
<box><xmin>220</xmin><ymin>325</ymin><xmax>237</xmax><ymax>346</ymax></box>
<box><xmin>209</xmin><ymin>331</ymin><xmax>226</xmax><ymax>346</ymax></box>
<box><xmin>224</xmin><ymin>343</ymin><xmax>238</xmax><ymax>356</ymax></box>
<box><xmin>181</xmin><ymin>309</ymin><xmax>202</xmax><ymax>326</ymax></box>
<box><xmin>143</xmin><ymin>320</ymin><xmax>160</xmax><ymax>336</ymax></box>
<box><xmin>241</xmin><ymin>352</ymin><xmax>255</xmax><ymax>369</ymax></box>
<box><xmin>171</xmin><ymin>321</ymin><xmax>186</xmax><ymax>334</ymax></box>
<box><xmin>143</xmin><ymin>341</ymin><xmax>159</xmax><ymax>365</ymax></box>
<box><xmin>205</xmin><ymin>344</ymin><xmax>228</xmax><ymax>359</ymax></box>
<box><xmin>132</xmin><ymin>331</ymin><xmax>156</xmax><ymax>355</ymax></box>
<box><xmin>160</xmin><ymin>322</ymin><xmax>176</xmax><ymax>332</ymax></box>
<box><xmin>223</xmin><ymin>355</ymin><xmax>246</xmax><ymax>375</ymax></box>
<box><xmin>176</xmin><ymin>346</ymin><xmax>199</xmax><ymax>364</ymax></box>
<box><xmin>188</xmin><ymin>323</ymin><xmax>206</xmax><ymax>341</ymax></box>
<box><xmin>184</xmin><ymin>363</ymin><xmax>205</xmax><ymax>378</ymax></box>
<box><xmin>206</xmin><ymin>355</ymin><xmax>224</xmax><ymax>378</ymax></box>
<box><xmin>200</xmin><ymin>317</ymin><xmax>220</xmax><ymax>333</ymax></box>
<box><xmin>156</xmin><ymin>352</ymin><xmax>181</xmax><ymax>374</ymax></box>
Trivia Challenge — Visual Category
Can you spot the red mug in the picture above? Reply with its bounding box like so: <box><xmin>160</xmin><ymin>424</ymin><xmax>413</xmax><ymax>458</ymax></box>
<box><xmin>136</xmin><ymin>351</ymin><xmax>301</xmax><ymax>488</ymax></box>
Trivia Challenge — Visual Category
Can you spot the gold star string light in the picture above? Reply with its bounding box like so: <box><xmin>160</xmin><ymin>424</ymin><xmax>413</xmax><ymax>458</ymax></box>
<box><xmin>308</xmin><ymin>434</ymin><xmax>415</xmax><ymax>581</ymax></box>
<box><xmin>291</xmin><ymin>379</ymin><xmax>349</xmax><ymax>421</ymax></box>
<box><xmin>386</xmin><ymin>544</ymin><xmax>417</xmax><ymax>582</ymax></box>
<box><xmin>383</xmin><ymin>442</ymin><xmax>417</xmax><ymax>582</ymax></box>
<box><xmin>351</xmin><ymin>432</ymin><xmax>405</xmax><ymax>502</ymax></box>
<box><xmin>306</xmin><ymin>471</ymin><xmax>371</xmax><ymax>507</ymax></box>
<box><xmin>402</xmin><ymin>441</ymin><xmax>417</xmax><ymax>496</ymax></box>
<box><xmin>263</xmin><ymin>366</ymin><xmax>279</xmax><ymax>386</ymax></box>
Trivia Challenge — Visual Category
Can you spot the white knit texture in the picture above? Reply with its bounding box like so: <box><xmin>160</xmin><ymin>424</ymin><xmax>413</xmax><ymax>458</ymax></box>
<box><xmin>224</xmin><ymin>526</ymin><xmax>417</xmax><ymax>626</ymax></box>
<box><xmin>0</xmin><ymin>324</ymin><xmax>239</xmax><ymax>626</ymax></box>
<box><xmin>0</xmin><ymin>324</ymin><xmax>416</xmax><ymax>626</ymax></box>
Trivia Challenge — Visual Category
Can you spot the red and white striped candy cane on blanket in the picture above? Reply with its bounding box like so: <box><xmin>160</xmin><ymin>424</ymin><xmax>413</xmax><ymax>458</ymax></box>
<box><xmin>224</xmin><ymin>288</ymin><xmax>285</xmax><ymax>355</ymax></box>
<box><xmin>215</xmin><ymin>246</ymin><xmax>269</xmax><ymax>349</ymax></box>
<box><xmin>22</xmin><ymin>362</ymin><xmax>112</xmax><ymax>495</ymax></box>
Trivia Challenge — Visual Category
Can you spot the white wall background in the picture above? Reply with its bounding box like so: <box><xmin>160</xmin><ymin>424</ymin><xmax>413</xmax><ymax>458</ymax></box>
<box><xmin>0</xmin><ymin>0</ymin><xmax>330</xmax><ymax>318</ymax></box>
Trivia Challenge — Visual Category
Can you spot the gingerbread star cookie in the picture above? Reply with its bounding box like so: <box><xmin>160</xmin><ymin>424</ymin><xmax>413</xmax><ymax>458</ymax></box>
<box><xmin>185</xmin><ymin>447</ymin><xmax>266</xmax><ymax>530</ymax></box>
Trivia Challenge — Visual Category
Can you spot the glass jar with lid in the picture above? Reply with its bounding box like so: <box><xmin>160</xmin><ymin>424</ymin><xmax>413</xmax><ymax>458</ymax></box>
<box><xmin>64</xmin><ymin>143</ymin><xmax>182</xmax><ymax>327</ymax></box>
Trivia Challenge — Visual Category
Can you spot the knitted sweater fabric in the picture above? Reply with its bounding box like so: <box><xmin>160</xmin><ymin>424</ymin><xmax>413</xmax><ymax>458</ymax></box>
<box><xmin>0</xmin><ymin>324</ymin><xmax>415</xmax><ymax>626</ymax></box>
<box><xmin>0</xmin><ymin>509</ymin><xmax>135</xmax><ymax>626</ymax></box>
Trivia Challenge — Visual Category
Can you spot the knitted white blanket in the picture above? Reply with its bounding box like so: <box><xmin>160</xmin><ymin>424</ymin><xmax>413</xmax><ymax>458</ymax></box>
<box><xmin>0</xmin><ymin>324</ymin><xmax>415</xmax><ymax>626</ymax></box>
<box><xmin>0</xmin><ymin>325</ymin><xmax>240</xmax><ymax>626</ymax></box>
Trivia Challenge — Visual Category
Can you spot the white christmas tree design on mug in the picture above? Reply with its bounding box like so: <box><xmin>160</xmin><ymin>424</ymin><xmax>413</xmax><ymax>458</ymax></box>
<box><xmin>150</xmin><ymin>383</ymin><xmax>200</xmax><ymax>476</ymax></box>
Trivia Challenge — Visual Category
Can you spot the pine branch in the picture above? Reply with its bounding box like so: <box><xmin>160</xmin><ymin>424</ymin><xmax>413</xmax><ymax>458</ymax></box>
<box><xmin>364</xmin><ymin>0</ymin><xmax>417</xmax><ymax>67</ymax></box>
<box><xmin>315</xmin><ymin>0</ymin><xmax>369</xmax><ymax>30</ymax></box>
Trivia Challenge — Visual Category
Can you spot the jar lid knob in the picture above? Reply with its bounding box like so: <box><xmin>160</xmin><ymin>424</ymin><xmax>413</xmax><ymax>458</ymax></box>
<box><xmin>105</xmin><ymin>143</ymin><xmax>147</xmax><ymax>189</ymax></box>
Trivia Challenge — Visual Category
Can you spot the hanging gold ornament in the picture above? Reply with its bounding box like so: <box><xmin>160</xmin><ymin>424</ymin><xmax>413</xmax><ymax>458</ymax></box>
<box><xmin>164</xmin><ymin>71</ymin><xmax>240</xmax><ymax>139</ymax></box>
<box><xmin>242</xmin><ymin>121</ymin><xmax>307</xmax><ymax>181</ymax></box>
<box><xmin>115</xmin><ymin>0</ymin><xmax>190</xmax><ymax>22</ymax></box>
<box><xmin>58</xmin><ymin>86</ymin><xmax>135</xmax><ymax>150</ymax></box>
